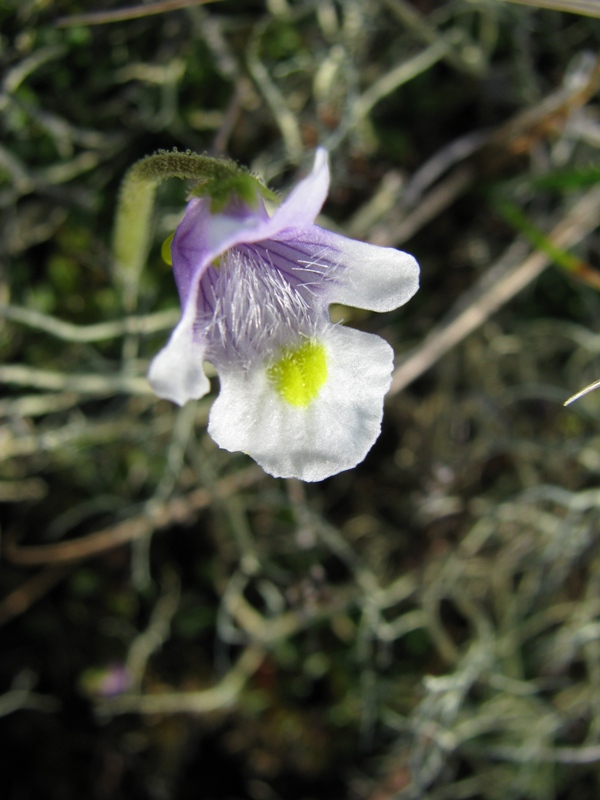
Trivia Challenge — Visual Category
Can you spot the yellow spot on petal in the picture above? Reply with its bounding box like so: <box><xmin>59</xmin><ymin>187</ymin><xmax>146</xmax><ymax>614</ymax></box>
<box><xmin>267</xmin><ymin>340</ymin><xmax>328</xmax><ymax>408</ymax></box>
<box><xmin>161</xmin><ymin>232</ymin><xmax>174</xmax><ymax>266</ymax></box>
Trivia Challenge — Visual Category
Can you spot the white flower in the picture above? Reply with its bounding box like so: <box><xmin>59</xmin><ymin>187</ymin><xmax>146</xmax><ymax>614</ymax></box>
<box><xmin>149</xmin><ymin>149</ymin><xmax>419</xmax><ymax>481</ymax></box>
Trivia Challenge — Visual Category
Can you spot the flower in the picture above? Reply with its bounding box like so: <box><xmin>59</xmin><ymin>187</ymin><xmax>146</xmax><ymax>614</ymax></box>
<box><xmin>149</xmin><ymin>149</ymin><xmax>419</xmax><ymax>481</ymax></box>
<box><xmin>79</xmin><ymin>664</ymin><xmax>131</xmax><ymax>698</ymax></box>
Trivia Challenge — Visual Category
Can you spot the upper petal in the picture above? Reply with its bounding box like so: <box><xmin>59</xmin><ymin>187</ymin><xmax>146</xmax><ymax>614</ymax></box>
<box><xmin>171</xmin><ymin>149</ymin><xmax>331</xmax><ymax>307</ymax></box>
<box><xmin>207</xmin><ymin>325</ymin><xmax>393</xmax><ymax>481</ymax></box>
<box><xmin>172</xmin><ymin>197</ymin><xmax>268</xmax><ymax>305</ymax></box>
<box><xmin>264</xmin><ymin>147</ymin><xmax>329</xmax><ymax>232</ymax></box>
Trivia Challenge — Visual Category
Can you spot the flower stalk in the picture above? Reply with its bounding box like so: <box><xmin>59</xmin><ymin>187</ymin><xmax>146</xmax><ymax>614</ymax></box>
<box><xmin>112</xmin><ymin>149</ymin><xmax>275</xmax><ymax>312</ymax></box>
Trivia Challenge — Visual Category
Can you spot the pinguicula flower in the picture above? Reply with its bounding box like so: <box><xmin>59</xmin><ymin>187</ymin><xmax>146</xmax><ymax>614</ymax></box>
<box><xmin>149</xmin><ymin>149</ymin><xmax>419</xmax><ymax>481</ymax></box>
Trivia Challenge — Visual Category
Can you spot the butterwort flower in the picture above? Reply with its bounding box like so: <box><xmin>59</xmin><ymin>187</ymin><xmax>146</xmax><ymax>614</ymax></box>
<box><xmin>79</xmin><ymin>664</ymin><xmax>131</xmax><ymax>698</ymax></box>
<box><xmin>149</xmin><ymin>149</ymin><xmax>419</xmax><ymax>481</ymax></box>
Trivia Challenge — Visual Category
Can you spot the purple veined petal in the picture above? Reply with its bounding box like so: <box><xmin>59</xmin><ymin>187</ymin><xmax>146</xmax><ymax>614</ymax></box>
<box><xmin>207</xmin><ymin>325</ymin><xmax>394</xmax><ymax>481</ymax></box>
<box><xmin>281</xmin><ymin>227</ymin><xmax>420</xmax><ymax>313</ymax></box>
<box><xmin>194</xmin><ymin>248</ymin><xmax>329</xmax><ymax>370</ymax></box>
<box><xmin>147</xmin><ymin>307</ymin><xmax>210</xmax><ymax>405</ymax></box>
<box><xmin>171</xmin><ymin>149</ymin><xmax>331</xmax><ymax>306</ymax></box>
<box><xmin>172</xmin><ymin>198</ymin><xmax>269</xmax><ymax>306</ymax></box>
<box><xmin>236</xmin><ymin>237</ymin><xmax>335</xmax><ymax>307</ymax></box>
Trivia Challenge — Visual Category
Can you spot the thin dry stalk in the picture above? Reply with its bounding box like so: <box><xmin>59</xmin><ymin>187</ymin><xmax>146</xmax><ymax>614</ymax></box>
<box><xmin>389</xmin><ymin>186</ymin><xmax>600</xmax><ymax>396</ymax></box>
<box><xmin>3</xmin><ymin>466</ymin><xmax>264</xmax><ymax>566</ymax></box>
<box><xmin>97</xmin><ymin>645</ymin><xmax>265</xmax><ymax>716</ymax></box>
<box><xmin>55</xmin><ymin>0</ymin><xmax>221</xmax><ymax>27</ymax></box>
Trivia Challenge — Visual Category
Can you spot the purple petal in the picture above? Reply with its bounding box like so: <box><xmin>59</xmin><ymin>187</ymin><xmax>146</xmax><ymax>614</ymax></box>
<box><xmin>262</xmin><ymin>147</ymin><xmax>329</xmax><ymax>232</ymax></box>
<box><xmin>171</xmin><ymin>149</ymin><xmax>330</xmax><ymax>306</ymax></box>
<box><xmin>172</xmin><ymin>198</ymin><xmax>268</xmax><ymax>306</ymax></box>
<box><xmin>270</xmin><ymin>226</ymin><xmax>420</xmax><ymax>313</ymax></box>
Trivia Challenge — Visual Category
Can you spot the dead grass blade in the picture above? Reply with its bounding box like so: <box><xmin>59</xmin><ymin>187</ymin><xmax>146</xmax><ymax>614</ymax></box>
<box><xmin>389</xmin><ymin>186</ymin><xmax>600</xmax><ymax>396</ymax></box>
<box><xmin>55</xmin><ymin>0</ymin><xmax>222</xmax><ymax>27</ymax></box>
<box><xmin>501</xmin><ymin>0</ymin><xmax>600</xmax><ymax>19</ymax></box>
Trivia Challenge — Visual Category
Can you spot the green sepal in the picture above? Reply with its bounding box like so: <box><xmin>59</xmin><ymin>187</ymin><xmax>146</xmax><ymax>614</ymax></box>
<box><xmin>190</xmin><ymin>171</ymin><xmax>279</xmax><ymax>213</ymax></box>
<box><xmin>161</xmin><ymin>232</ymin><xmax>175</xmax><ymax>266</ymax></box>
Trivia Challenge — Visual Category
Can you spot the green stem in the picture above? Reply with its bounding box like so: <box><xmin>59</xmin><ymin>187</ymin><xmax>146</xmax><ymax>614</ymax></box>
<box><xmin>112</xmin><ymin>150</ymin><xmax>241</xmax><ymax>313</ymax></box>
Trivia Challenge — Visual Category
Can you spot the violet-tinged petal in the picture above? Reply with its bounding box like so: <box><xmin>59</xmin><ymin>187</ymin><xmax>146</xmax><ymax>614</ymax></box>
<box><xmin>172</xmin><ymin>197</ymin><xmax>268</xmax><ymax>305</ymax></box>
<box><xmin>263</xmin><ymin>147</ymin><xmax>329</xmax><ymax>232</ymax></box>
<box><xmin>196</xmin><ymin>247</ymin><xmax>326</xmax><ymax>369</ymax></box>
<box><xmin>280</xmin><ymin>227</ymin><xmax>420</xmax><ymax>313</ymax></box>
<box><xmin>171</xmin><ymin>149</ymin><xmax>330</xmax><ymax>306</ymax></box>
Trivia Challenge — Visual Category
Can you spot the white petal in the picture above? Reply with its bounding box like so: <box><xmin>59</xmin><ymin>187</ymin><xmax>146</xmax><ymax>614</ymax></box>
<box><xmin>148</xmin><ymin>316</ymin><xmax>210</xmax><ymax>406</ymax></box>
<box><xmin>323</xmin><ymin>231</ymin><xmax>420</xmax><ymax>312</ymax></box>
<box><xmin>207</xmin><ymin>325</ymin><xmax>393</xmax><ymax>481</ymax></box>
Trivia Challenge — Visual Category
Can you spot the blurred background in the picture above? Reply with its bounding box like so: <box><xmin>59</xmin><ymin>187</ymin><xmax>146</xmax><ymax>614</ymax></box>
<box><xmin>3</xmin><ymin>0</ymin><xmax>600</xmax><ymax>798</ymax></box>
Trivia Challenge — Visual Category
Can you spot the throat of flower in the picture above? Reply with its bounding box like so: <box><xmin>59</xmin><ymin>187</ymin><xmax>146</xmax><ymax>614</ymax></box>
<box><xmin>267</xmin><ymin>340</ymin><xmax>327</xmax><ymax>408</ymax></box>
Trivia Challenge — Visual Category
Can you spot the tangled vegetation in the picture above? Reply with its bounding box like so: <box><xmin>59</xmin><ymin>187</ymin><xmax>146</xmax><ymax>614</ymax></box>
<box><xmin>3</xmin><ymin>1</ymin><xmax>600</xmax><ymax>798</ymax></box>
